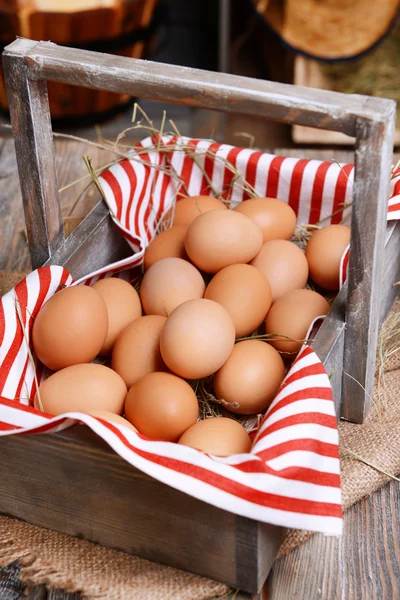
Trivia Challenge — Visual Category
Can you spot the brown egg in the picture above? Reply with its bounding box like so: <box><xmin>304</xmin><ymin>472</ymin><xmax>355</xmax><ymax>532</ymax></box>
<box><xmin>92</xmin><ymin>277</ymin><xmax>142</xmax><ymax>355</ymax></box>
<box><xmin>233</xmin><ymin>197</ymin><xmax>297</xmax><ymax>242</ymax></box>
<box><xmin>144</xmin><ymin>225</ymin><xmax>188</xmax><ymax>270</ymax></box>
<box><xmin>204</xmin><ymin>264</ymin><xmax>272</xmax><ymax>337</ymax></box>
<box><xmin>185</xmin><ymin>210</ymin><xmax>263</xmax><ymax>273</ymax></box>
<box><xmin>34</xmin><ymin>364</ymin><xmax>127</xmax><ymax>415</ymax></box>
<box><xmin>178</xmin><ymin>417</ymin><xmax>251</xmax><ymax>456</ymax></box>
<box><xmin>140</xmin><ymin>257</ymin><xmax>205</xmax><ymax>317</ymax></box>
<box><xmin>305</xmin><ymin>225</ymin><xmax>351</xmax><ymax>291</ymax></box>
<box><xmin>214</xmin><ymin>340</ymin><xmax>285</xmax><ymax>414</ymax></box>
<box><xmin>85</xmin><ymin>410</ymin><xmax>138</xmax><ymax>432</ymax></box>
<box><xmin>125</xmin><ymin>372</ymin><xmax>198</xmax><ymax>441</ymax></box>
<box><xmin>251</xmin><ymin>240</ymin><xmax>309</xmax><ymax>302</ymax></box>
<box><xmin>111</xmin><ymin>315</ymin><xmax>167</xmax><ymax>388</ymax></box>
<box><xmin>265</xmin><ymin>289</ymin><xmax>330</xmax><ymax>356</ymax></box>
<box><xmin>160</xmin><ymin>298</ymin><xmax>236</xmax><ymax>379</ymax></box>
<box><xmin>32</xmin><ymin>285</ymin><xmax>108</xmax><ymax>371</ymax></box>
<box><xmin>173</xmin><ymin>195</ymin><xmax>227</xmax><ymax>226</ymax></box>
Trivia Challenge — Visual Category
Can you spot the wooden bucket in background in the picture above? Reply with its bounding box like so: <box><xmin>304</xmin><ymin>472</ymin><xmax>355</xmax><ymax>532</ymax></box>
<box><xmin>0</xmin><ymin>0</ymin><xmax>159</xmax><ymax>122</ymax></box>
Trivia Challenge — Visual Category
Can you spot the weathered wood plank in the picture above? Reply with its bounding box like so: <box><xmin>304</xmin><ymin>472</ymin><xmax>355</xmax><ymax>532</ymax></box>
<box><xmin>0</xmin><ymin>138</ymin><xmax>118</xmax><ymax>273</ymax></box>
<box><xmin>4</xmin><ymin>39</ymin><xmax>395</xmax><ymax>136</ymax></box>
<box><xmin>268</xmin><ymin>480</ymin><xmax>400</xmax><ymax>599</ymax></box>
<box><xmin>2</xmin><ymin>40</ymin><xmax>64</xmax><ymax>270</ymax></box>
<box><xmin>342</xmin><ymin>116</ymin><xmax>395</xmax><ymax>422</ymax></box>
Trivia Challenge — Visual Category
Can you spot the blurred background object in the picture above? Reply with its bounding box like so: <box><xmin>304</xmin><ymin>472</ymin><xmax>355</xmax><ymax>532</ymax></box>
<box><xmin>0</xmin><ymin>0</ymin><xmax>399</xmax><ymax>146</ymax></box>
<box><xmin>0</xmin><ymin>0</ymin><xmax>160</xmax><ymax>122</ymax></box>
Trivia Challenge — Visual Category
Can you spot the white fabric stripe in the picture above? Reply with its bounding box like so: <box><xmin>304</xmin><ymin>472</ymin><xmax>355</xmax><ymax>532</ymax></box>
<box><xmin>253</xmin><ymin>423</ymin><xmax>338</xmax><ymax>453</ymax></box>
<box><xmin>265</xmin><ymin>399</ymin><xmax>336</xmax><ymax>427</ymax></box>
<box><xmin>298</xmin><ymin>159</ymin><xmax>321</xmax><ymax>225</ymax></box>
<box><xmin>2</xmin><ymin>269</ymin><xmax>35</xmax><ymax>400</ymax></box>
<box><xmin>0</xmin><ymin>404</ymin><xmax>49</xmax><ymax>427</ymax></box>
<box><xmin>266</xmin><ymin>451</ymin><xmax>340</xmax><ymax>475</ymax></box>
<box><xmin>229</xmin><ymin>148</ymin><xmax>255</xmax><ymax>205</ymax></box>
<box><xmin>211</xmin><ymin>144</ymin><xmax>233</xmax><ymax>200</ymax></box>
<box><xmin>342</xmin><ymin>166</ymin><xmax>354</xmax><ymax>224</ymax></box>
<box><xmin>276</xmin><ymin>157</ymin><xmax>298</xmax><ymax>203</ymax></box>
<box><xmin>254</xmin><ymin>153</ymin><xmax>274</xmax><ymax>198</ymax></box>
<box><xmin>320</xmin><ymin>163</ymin><xmax>340</xmax><ymax>222</ymax></box>
<box><xmin>110</xmin><ymin>163</ymin><xmax>131</xmax><ymax>226</ymax></box>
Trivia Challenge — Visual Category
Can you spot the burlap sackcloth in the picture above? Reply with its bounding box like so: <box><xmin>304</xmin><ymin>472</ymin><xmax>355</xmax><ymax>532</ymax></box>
<box><xmin>0</xmin><ymin>271</ymin><xmax>399</xmax><ymax>599</ymax></box>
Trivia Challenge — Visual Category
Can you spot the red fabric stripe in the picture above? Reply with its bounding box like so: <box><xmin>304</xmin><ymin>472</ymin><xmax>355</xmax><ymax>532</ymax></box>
<box><xmin>393</xmin><ymin>179</ymin><xmax>400</xmax><ymax>195</ymax></box>
<box><xmin>0</xmin><ymin>395</ymin><xmax>52</xmax><ymax>417</ymax></box>
<box><xmin>266</xmin><ymin>156</ymin><xmax>285</xmax><ymax>198</ymax></box>
<box><xmin>0</xmin><ymin>299</ymin><xmax>5</xmax><ymax>348</ymax></box>
<box><xmin>255</xmin><ymin>438</ymin><xmax>339</xmax><ymax>461</ymax></box>
<box><xmin>266</xmin><ymin>387</ymin><xmax>333</xmax><ymax>420</ymax></box>
<box><xmin>15</xmin><ymin>268</ymin><xmax>52</xmax><ymax>402</ymax></box>
<box><xmin>244</xmin><ymin>151</ymin><xmax>263</xmax><ymax>200</ymax></box>
<box><xmin>288</xmin><ymin>159</ymin><xmax>309</xmax><ymax>216</ymax></box>
<box><xmin>120</xmin><ymin>159</ymin><xmax>137</xmax><ymax>230</ymax></box>
<box><xmin>281</xmin><ymin>363</ymin><xmax>327</xmax><ymax>388</ymax></box>
<box><xmin>389</xmin><ymin>201</ymin><xmax>400</xmax><ymax>212</ymax></box>
<box><xmin>257</xmin><ymin>413</ymin><xmax>337</xmax><ymax>444</ymax></box>
<box><xmin>200</xmin><ymin>142</ymin><xmax>221</xmax><ymax>196</ymax></box>
<box><xmin>0</xmin><ymin>422</ymin><xmax>21</xmax><ymax>431</ymax></box>
<box><xmin>308</xmin><ymin>161</ymin><xmax>331</xmax><ymax>224</ymax></box>
<box><xmin>233</xmin><ymin>459</ymin><xmax>340</xmax><ymax>488</ymax></box>
<box><xmin>178</xmin><ymin>139</ymin><xmax>200</xmax><ymax>196</ymax></box>
<box><xmin>95</xmin><ymin>422</ymin><xmax>342</xmax><ymax>518</ymax></box>
<box><xmin>101</xmin><ymin>170</ymin><xmax>123</xmax><ymax>220</ymax></box>
<box><xmin>221</xmin><ymin>147</ymin><xmax>242</xmax><ymax>200</ymax></box>
<box><xmin>331</xmin><ymin>164</ymin><xmax>353</xmax><ymax>224</ymax></box>
<box><xmin>0</xmin><ymin>278</ymin><xmax>28</xmax><ymax>396</ymax></box>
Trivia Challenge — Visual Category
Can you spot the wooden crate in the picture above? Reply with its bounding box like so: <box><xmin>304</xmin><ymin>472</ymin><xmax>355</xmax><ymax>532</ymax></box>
<box><xmin>1</xmin><ymin>39</ymin><xmax>399</xmax><ymax>595</ymax></box>
<box><xmin>293</xmin><ymin>55</ymin><xmax>400</xmax><ymax>146</ymax></box>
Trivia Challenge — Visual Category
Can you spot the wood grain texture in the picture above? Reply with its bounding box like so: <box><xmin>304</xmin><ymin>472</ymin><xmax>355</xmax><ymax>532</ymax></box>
<box><xmin>4</xmin><ymin>39</ymin><xmax>396</xmax><ymax>136</ymax></box>
<box><xmin>0</xmin><ymin>137</ymin><xmax>119</xmax><ymax>273</ymax></box>
<box><xmin>342</xmin><ymin>115</ymin><xmax>395</xmax><ymax>423</ymax></box>
<box><xmin>2</xmin><ymin>40</ymin><xmax>65</xmax><ymax>270</ymax></box>
<box><xmin>268</xmin><ymin>480</ymin><xmax>400</xmax><ymax>599</ymax></box>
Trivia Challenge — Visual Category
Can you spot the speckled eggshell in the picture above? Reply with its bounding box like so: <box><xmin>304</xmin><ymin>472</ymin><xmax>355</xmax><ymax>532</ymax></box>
<box><xmin>204</xmin><ymin>264</ymin><xmax>272</xmax><ymax>337</ymax></box>
<box><xmin>160</xmin><ymin>298</ymin><xmax>236</xmax><ymax>379</ymax></box>
<box><xmin>111</xmin><ymin>315</ymin><xmax>167</xmax><ymax>388</ymax></box>
<box><xmin>185</xmin><ymin>210</ymin><xmax>263</xmax><ymax>273</ymax></box>
<box><xmin>34</xmin><ymin>363</ymin><xmax>127</xmax><ymax>415</ymax></box>
<box><xmin>251</xmin><ymin>240</ymin><xmax>309</xmax><ymax>302</ymax></box>
<box><xmin>233</xmin><ymin>197</ymin><xmax>297</xmax><ymax>241</ymax></box>
<box><xmin>178</xmin><ymin>417</ymin><xmax>251</xmax><ymax>456</ymax></box>
<box><xmin>125</xmin><ymin>372</ymin><xmax>198</xmax><ymax>441</ymax></box>
<box><xmin>265</xmin><ymin>289</ymin><xmax>330</xmax><ymax>356</ymax></box>
<box><xmin>139</xmin><ymin>257</ymin><xmax>205</xmax><ymax>317</ymax></box>
<box><xmin>144</xmin><ymin>225</ymin><xmax>188</xmax><ymax>270</ymax></box>
<box><xmin>305</xmin><ymin>224</ymin><xmax>351</xmax><ymax>291</ymax></box>
<box><xmin>32</xmin><ymin>285</ymin><xmax>108</xmax><ymax>371</ymax></box>
<box><xmin>213</xmin><ymin>340</ymin><xmax>285</xmax><ymax>414</ymax></box>
<box><xmin>92</xmin><ymin>277</ymin><xmax>142</xmax><ymax>355</ymax></box>
<box><xmin>173</xmin><ymin>195</ymin><xmax>227</xmax><ymax>226</ymax></box>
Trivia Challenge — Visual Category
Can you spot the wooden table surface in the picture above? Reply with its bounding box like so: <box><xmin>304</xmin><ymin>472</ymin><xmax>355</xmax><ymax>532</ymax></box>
<box><xmin>0</xmin><ymin>133</ymin><xmax>399</xmax><ymax>600</ymax></box>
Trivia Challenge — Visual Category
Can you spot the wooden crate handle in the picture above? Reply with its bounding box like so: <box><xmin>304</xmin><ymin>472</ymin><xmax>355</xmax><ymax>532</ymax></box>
<box><xmin>2</xmin><ymin>38</ymin><xmax>396</xmax><ymax>423</ymax></box>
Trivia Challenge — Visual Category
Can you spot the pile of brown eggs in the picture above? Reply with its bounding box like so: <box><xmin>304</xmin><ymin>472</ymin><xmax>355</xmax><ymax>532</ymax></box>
<box><xmin>32</xmin><ymin>196</ymin><xmax>350</xmax><ymax>456</ymax></box>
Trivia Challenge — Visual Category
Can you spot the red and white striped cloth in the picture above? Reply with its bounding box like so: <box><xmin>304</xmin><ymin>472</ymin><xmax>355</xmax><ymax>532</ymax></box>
<box><xmin>1</xmin><ymin>137</ymin><xmax>397</xmax><ymax>535</ymax></box>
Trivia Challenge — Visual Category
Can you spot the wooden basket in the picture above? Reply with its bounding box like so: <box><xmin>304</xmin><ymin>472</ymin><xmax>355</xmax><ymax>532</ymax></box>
<box><xmin>1</xmin><ymin>39</ymin><xmax>399</xmax><ymax>596</ymax></box>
